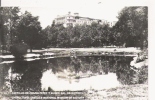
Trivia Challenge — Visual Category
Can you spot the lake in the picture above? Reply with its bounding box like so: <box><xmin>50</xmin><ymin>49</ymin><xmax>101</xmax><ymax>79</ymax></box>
<box><xmin>0</xmin><ymin>56</ymin><xmax>136</xmax><ymax>92</ymax></box>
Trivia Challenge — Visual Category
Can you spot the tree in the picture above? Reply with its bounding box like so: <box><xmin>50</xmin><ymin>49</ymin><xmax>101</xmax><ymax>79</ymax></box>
<box><xmin>90</xmin><ymin>22</ymin><xmax>100</xmax><ymax>47</ymax></box>
<box><xmin>70</xmin><ymin>25</ymin><xmax>82</xmax><ymax>47</ymax></box>
<box><xmin>0</xmin><ymin>7</ymin><xmax>20</xmax><ymax>52</ymax></box>
<box><xmin>16</xmin><ymin>11</ymin><xmax>42</xmax><ymax>52</ymax></box>
<box><xmin>43</xmin><ymin>24</ymin><xmax>65</xmax><ymax>47</ymax></box>
<box><xmin>113</xmin><ymin>7</ymin><xmax>148</xmax><ymax>48</ymax></box>
<box><xmin>57</xmin><ymin>27</ymin><xmax>71</xmax><ymax>47</ymax></box>
<box><xmin>43</xmin><ymin>21</ymin><xmax>113</xmax><ymax>48</ymax></box>
<box><xmin>77</xmin><ymin>25</ymin><xmax>92</xmax><ymax>47</ymax></box>
<box><xmin>98</xmin><ymin>24</ymin><xmax>111</xmax><ymax>47</ymax></box>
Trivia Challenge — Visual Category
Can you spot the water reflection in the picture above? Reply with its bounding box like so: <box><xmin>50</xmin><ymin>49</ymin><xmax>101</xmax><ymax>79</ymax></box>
<box><xmin>0</xmin><ymin>62</ymin><xmax>11</xmax><ymax>92</ymax></box>
<box><xmin>41</xmin><ymin>69</ymin><xmax>119</xmax><ymax>91</ymax></box>
<box><xmin>0</xmin><ymin>56</ymin><xmax>135</xmax><ymax>92</ymax></box>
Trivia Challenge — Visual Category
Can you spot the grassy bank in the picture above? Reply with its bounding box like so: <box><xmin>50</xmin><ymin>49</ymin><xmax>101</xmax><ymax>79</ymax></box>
<box><xmin>85</xmin><ymin>84</ymin><xmax>148</xmax><ymax>100</ymax></box>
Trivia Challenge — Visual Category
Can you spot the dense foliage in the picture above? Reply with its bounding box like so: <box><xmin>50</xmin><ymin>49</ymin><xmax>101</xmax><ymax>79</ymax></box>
<box><xmin>43</xmin><ymin>6</ymin><xmax>148</xmax><ymax>49</ymax></box>
<box><xmin>0</xmin><ymin>7</ymin><xmax>20</xmax><ymax>52</ymax></box>
<box><xmin>0</xmin><ymin>6</ymin><xmax>148</xmax><ymax>51</ymax></box>
<box><xmin>16</xmin><ymin>11</ymin><xmax>43</xmax><ymax>51</ymax></box>
<box><xmin>112</xmin><ymin>7</ymin><xmax>148</xmax><ymax>49</ymax></box>
<box><xmin>43</xmin><ymin>23</ymin><xmax>112</xmax><ymax>48</ymax></box>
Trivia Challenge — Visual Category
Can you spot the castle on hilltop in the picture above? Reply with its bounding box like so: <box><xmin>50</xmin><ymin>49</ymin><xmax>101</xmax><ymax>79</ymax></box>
<box><xmin>54</xmin><ymin>12</ymin><xmax>116</xmax><ymax>27</ymax></box>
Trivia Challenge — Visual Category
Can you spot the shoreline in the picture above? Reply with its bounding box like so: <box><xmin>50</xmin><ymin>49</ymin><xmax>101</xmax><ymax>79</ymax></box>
<box><xmin>86</xmin><ymin>83</ymin><xmax>148</xmax><ymax>99</ymax></box>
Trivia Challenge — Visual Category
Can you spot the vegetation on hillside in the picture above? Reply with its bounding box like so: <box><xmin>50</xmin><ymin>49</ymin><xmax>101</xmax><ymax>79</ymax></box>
<box><xmin>0</xmin><ymin>6</ymin><xmax>148</xmax><ymax>51</ymax></box>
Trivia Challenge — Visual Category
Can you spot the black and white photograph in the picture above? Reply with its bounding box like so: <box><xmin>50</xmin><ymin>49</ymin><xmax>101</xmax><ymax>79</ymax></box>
<box><xmin>0</xmin><ymin>0</ymin><xmax>149</xmax><ymax>99</ymax></box>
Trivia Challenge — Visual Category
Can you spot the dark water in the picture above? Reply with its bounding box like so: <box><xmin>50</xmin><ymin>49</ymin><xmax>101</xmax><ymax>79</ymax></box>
<box><xmin>0</xmin><ymin>56</ymin><xmax>136</xmax><ymax>92</ymax></box>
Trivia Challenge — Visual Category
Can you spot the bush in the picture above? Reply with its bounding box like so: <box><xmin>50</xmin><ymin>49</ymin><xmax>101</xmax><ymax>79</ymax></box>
<box><xmin>138</xmin><ymin>65</ymin><xmax>148</xmax><ymax>84</ymax></box>
<box><xmin>10</xmin><ymin>43</ymin><xmax>29</xmax><ymax>58</ymax></box>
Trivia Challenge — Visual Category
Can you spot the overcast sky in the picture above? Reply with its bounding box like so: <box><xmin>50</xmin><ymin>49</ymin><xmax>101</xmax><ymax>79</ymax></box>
<box><xmin>2</xmin><ymin>0</ymin><xmax>149</xmax><ymax>28</ymax></box>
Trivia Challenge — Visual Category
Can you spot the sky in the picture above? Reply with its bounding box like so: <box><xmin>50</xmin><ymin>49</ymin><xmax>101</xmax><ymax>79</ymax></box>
<box><xmin>2</xmin><ymin>0</ymin><xmax>149</xmax><ymax>29</ymax></box>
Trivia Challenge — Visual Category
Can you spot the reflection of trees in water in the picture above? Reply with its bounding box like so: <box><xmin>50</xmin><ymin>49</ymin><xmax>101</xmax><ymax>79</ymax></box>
<box><xmin>116</xmin><ymin>62</ymin><xmax>131</xmax><ymax>84</ymax></box>
<box><xmin>51</xmin><ymin>56</ymin><xmax>132</xmax><ymax>77</ymax></box>
<box><xmin>6</xmin><ymin>56</ymin><xmax>142</xmax><ymax>92</ymax></box>
<box><xmin>57</xmin><ymin>58</ymin><xmax>70</xmax><ymax>71</ymax></box>
<box><xmin>45</xmin><ymin>58</ymin><xmax>71</xmax><ymax>74</ymax></box>
<box><xmin>70</xmin><ymin>57</ymin><xmax>81</xmax><ymax>73</ymax></box>
<box><xmin>73</xmin><ymin>56</ymin><xmax>110</xmax><ymax>74</ymax></box>
<box><xmin>0</xmin><ymin>63</ymin><xmax>11</xmax><ymax>92</ymax></box>
<box><xmin>11</xmin><ymin>60</ymin><xmax>45</xmax><ymax>92</ymax></box>
<box><xmin>115</xmin><ymin>57</ymin><xmax>136</xmax><ymax>85</ymax></box>
<box><xmin>54</xmin><ymin>56</ymin><xmax>137</xmax><ymax>85</ymax></box>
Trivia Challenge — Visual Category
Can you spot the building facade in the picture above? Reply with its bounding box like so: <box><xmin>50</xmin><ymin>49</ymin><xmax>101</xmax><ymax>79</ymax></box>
<box><xmin>54</xmin><ymin>12</ymin><xmax>116</xmax><ymax>27</ymax></box>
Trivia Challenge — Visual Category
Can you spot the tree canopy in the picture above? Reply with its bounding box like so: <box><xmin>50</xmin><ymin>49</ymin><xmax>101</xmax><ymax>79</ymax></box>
<box><xmin>0</xmin><ymin>7</ymin><xmax>20</xmax><ymax>52</ymax></box>
<box><xmin>16</xmin><ymin>11</ymin><xmax>43</xmax><ymax>51</ymax></box>
<box><xmin>113</xmin><ymin>7</ymin><xmax>148</xmax><ymax>48</ymax></box>
<box><xmin>0</xmin><ymin>6</ymin><xmax>148</xmax><ymax>52</ymax></box>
